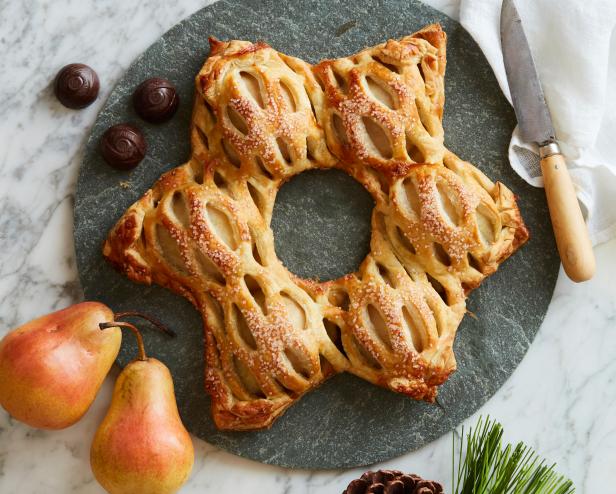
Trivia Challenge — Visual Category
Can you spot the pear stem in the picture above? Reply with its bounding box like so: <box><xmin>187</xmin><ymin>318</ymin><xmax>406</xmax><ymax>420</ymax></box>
<box><xmin>100</xmin><ymin>321</ymin><xmax>147</xmax><ymax>361</ymax></box>
<box><xmin>113</xmin><ymin>311</ymin><xmax>176</xmax><ymax>337</ymax></box>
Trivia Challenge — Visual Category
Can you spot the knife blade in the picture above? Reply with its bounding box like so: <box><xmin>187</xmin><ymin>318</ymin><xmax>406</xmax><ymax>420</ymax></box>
<box><xmin>500</xmin><ymin>0</ymin><xmax>595</xmax><ymax>282</ymax></box>
<box><xmin>500</xmin><ymin>0</ymin><xmax>555</xmax><ymax>145</ymax></box>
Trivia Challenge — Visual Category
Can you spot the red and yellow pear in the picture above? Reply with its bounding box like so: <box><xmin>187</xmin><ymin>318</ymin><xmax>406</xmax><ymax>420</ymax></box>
<box><xmin>0</xmin><ymin>302</ymin><xmax>121</xmax><ymax>429</ymax></box>
<box><xmin>91</xmin><ymin>322</ymin><xmax>194</xmax><ymax>494</ymax></box>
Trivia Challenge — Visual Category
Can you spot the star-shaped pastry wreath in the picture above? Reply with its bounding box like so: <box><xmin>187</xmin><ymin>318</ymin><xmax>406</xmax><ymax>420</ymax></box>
<box><xmin>104</xmin><ymin>24</ymin><xmax>528</xmax><ymax>430</ymax></box>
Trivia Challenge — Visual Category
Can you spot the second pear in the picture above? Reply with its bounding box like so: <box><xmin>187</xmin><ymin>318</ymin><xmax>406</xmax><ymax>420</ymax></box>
<box><xmin>90</xmin><ymin>322</ymin><xmax>194</xmax><ymax>494</ymax></box>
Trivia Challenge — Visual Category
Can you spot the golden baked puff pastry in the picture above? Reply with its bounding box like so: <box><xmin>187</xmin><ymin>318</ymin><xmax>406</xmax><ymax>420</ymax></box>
<box><xmin>103</xmin><ymin>24</ymin><xmax>528</xmax><ymax>430</ymax></box>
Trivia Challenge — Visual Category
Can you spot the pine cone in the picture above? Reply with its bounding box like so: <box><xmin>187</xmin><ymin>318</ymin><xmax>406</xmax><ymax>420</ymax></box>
<box><xmin>343</xmin><ymin>470</ymin><xmax>444</xmax><ymax>494</ymax></box>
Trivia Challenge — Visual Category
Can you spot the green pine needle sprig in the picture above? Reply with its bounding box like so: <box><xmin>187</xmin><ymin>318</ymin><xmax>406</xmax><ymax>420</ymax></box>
<box><xmin>452</xmin><ymin>417</ymin><xmax>574</xmax><ymax>494</ymax></box>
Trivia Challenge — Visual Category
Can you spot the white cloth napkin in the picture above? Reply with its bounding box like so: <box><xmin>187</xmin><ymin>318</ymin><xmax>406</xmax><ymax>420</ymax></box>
<box><xmin>459</xmin><ymin>0</ymin><xmax>616</xmax><ymax>245</ymax></box>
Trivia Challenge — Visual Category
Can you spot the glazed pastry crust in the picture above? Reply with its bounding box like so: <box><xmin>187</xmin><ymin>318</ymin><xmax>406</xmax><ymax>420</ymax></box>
<box><xmin>103</xmin><ymin>24</ymin><xmax>528</xmax><ymax>431</ymax></box>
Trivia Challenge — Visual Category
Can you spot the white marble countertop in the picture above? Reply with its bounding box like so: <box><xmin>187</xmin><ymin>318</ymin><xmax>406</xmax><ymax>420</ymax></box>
<box><xmin>1</xmin><ymin>0</ymin><xmax>615</xmax><ymax>492</ymax></box>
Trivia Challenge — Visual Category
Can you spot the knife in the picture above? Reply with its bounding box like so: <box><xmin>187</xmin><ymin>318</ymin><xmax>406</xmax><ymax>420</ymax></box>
<box><xmin>500</xmin><ymin>0</ymin><xmax>595</xmax><ymax>282</ymax></box>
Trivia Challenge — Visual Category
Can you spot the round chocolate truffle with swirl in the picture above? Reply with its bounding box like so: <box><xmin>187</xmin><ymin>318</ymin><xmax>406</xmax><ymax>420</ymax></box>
<box><xmin>54</xmin><ymin>63</ymin><xmax>100</xmax><ymax>109</ymax></box>
<box><xmin>132</xmin><ymin>77</ymin><xmax>179</xmax><ymax>123</ymax></box>
<box><xmin>99</xmin><ymin>124</ymin><xmax>147</xmax><ymax>170</ymax></box>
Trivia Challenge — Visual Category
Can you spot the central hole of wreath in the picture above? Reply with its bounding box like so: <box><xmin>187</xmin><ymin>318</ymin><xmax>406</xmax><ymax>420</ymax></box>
<box><xmin>271</xmin><ymin>169</ymin><xmax>374</xmax><ymax>281</ymax></box>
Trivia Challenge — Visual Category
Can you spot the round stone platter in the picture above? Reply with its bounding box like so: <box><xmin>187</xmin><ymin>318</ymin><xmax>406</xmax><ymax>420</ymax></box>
<box><xmin>74</xmin><ymin>0</ymin><xmax>559</xmax><ymax>469</ymax></box>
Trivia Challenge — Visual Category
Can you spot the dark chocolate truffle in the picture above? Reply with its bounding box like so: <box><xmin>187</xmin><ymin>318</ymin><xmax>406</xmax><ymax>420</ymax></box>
<box><xmin>100</xmin><ymin>124</ymin><xmax>146</xmax><ymax>170</ymax></box>
<box><xmin>54</xmin><ymin>63</ymin><xmax>100</xmax><ymax>109</ymax></box>
<box><xmin>133</xmin><ymin>77</ymin><xmax>179</xmax><ymax>123</ymax></box>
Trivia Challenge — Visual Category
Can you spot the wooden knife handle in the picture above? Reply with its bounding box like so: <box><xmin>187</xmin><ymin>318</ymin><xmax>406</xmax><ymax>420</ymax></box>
<box><xmin>540</xmin><ymin>152</ymin><xmax>595</xmax><ymax>282</ymax></box>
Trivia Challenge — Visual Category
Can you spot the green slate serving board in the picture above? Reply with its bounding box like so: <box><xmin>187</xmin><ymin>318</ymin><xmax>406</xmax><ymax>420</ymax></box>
<box><xmin>74</xmin><ymin>0</ymin><xmax>559</xmax><ymax>469</ymax></box>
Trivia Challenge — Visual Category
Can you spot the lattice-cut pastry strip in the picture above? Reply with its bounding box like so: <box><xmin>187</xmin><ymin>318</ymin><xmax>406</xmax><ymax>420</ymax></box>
<box><xmin>315</xmin><ymin>28</ymin><xmax>446</xmax><ymax>170</ymax></box>
<box><xmin>103</xmin><ymin>24</ymin><xmax>528</xmax><ymax>430</ymax></box>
